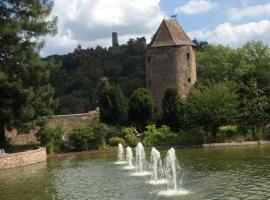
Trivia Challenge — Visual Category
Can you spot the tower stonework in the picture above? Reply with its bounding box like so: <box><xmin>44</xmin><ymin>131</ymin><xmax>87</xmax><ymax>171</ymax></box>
<box><xmin>112</xmin><ymin>32</ymin><xmax>119</xmax><ymax>47</ymax></box>
<box><xmin>146</xmin><ymin>19</ymin><xmax>197</xmax><ymax>110</ymax></box>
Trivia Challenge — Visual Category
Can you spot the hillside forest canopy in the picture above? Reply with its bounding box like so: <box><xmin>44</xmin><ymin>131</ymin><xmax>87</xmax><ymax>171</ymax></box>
<box><xmin>48</xmin><ymin>39</ymin><xmax>270</xmax><ymax>116</ymax></box>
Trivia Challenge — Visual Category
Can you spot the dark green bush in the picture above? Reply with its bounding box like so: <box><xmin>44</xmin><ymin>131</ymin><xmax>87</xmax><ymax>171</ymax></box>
<box><xmin>39</xmin><ymin>127</ymin><xmax>64</xmax><ymax>153</ymax></box>
<box><xmin>108</xmin><ymin>137</ymin><xmax>125</xmax><ymax>146</ymax></box>
<box><xmin>262</xmin><ymin>128</ymin><xmax>270</xmax><ymax>140</ymax></box>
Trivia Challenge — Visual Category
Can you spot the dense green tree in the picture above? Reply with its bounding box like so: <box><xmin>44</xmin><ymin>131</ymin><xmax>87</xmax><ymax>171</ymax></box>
<box><xmin>0</xmin><ymin>0</ymin><xmax>57</xmax><ymax>147</ymax></box>
<box><xmin>238</xmin><ymin>79</ymin><xmax>270</xmax><ymax>133</ymax></box>
<box><xmin>161</xmin><ymin>87</ymin><xmax>183</xmax><ymax>131</ymax></box>
<box><xmin>186</xmin><ymin>82</ymin><xmax>239</xmax><ymax>137</ymax></box>
<box><xmin>128</xmin><ymin>88</ymin><xmax>155</xmax><ymax>130</ymax></box>
<box><xmin>99</xmin><ymin>85</ymin><xmax>127</xmax><ymax>125</ymax></box>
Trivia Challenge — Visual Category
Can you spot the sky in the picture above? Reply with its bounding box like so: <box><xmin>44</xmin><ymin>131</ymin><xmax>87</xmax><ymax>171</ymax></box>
<box><xmin>42</xmin><ymin>0</ymin><xmax>270</xmax><ymax>56</ymax></box>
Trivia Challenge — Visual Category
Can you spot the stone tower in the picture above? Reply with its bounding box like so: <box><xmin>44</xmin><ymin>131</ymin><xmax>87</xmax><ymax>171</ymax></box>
<box><xmin>146</xmin><ymin>19</ymin><xmax>197</xmax><ymax>110</ymax></box>
<box><xmin>112</xmin><ymin>32</ymin><xmax>119</xmax><ymax>47</ymax></box>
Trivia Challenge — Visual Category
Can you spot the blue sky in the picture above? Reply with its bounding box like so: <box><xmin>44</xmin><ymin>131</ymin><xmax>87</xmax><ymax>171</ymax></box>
<box><xmin>42</xmin><ymin>0</ymin><xmax>270</xmax><ymax>56</ymax></box>
<box><xmin>162</xmin><ymin>0</ymin><xmax>270</xmax><ymax>30</ymax></box>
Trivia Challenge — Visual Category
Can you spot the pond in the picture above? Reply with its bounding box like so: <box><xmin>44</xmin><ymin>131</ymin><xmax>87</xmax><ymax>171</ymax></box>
<box><xmin>0</xmin><ymin>145</ymin><xmax>270</xmax><ymax>200</ymax></box>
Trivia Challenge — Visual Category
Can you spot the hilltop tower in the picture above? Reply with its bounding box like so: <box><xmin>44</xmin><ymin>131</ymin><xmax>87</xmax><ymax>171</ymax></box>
<box><xmin>146</xmin><ymin>19</ymin><xmax>197</xmax><ymax>110</ymax></box>
<box><xmin>112</xmin><ymin>32</ymin><xmax>119</xmax><ymax>47</ymax></box>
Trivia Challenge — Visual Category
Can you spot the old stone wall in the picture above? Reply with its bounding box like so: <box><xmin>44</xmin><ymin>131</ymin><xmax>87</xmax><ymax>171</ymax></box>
<box><xmin>5</xmin><ymin>128</ymin><xmax>39</xmax><ymax>145</ymax></box>
<box><xmin>47</xmin><ymin>107</ymin><xmax>100</xmax><ymax>136</ymax></box>
<box><xmin>0</xmin><ymin>147</ymin><xmax>46</xmax><ymax>169</ymax></box>
<box><xmin>5</xmin><ymin>108</ymin><xmax>100</xmax><ymax>144</ymax></box>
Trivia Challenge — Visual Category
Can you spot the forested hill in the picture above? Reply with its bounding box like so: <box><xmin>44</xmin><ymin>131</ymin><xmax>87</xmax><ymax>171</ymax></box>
<box><xmin>47</xmin><ymin>39</ymin><xmax>146</xmax><ymax>115</ymax></box>
<box><xmin>46</xmin><ymin>39</ymin><xmax>270</xmax><ymax>117</ymax></box>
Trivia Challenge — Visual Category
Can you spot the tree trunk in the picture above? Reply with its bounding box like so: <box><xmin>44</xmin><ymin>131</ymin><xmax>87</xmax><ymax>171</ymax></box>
<box><xmin>0</xmin><ymin>125</ymin><xmax>6</xmax><ymax>148</ymax></box>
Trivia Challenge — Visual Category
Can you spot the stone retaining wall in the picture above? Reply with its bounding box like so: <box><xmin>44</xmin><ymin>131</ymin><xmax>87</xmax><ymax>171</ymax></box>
<box><xmin>0</xmin><ymin>147</ymin><xmax>47</xmax><ymax>170</ymax></box>
<box><xmin>5</xmin><ymin>108</ymin><xmax>100</xmax><ymax>144</ymax></box>
<box><xmin>47</xmin><ymin>107</ymin><xmax>99</xmax><ymax>136</ymax></box>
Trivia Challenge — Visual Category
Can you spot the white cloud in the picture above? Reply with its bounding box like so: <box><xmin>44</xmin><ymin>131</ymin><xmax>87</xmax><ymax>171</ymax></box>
<box><xmin>174</xmin><ymin>0</ymin><xmax>217</xmax><ymax>15</ymax></box>
<box><xmin>42</xmin><ymin>0</ymin><xmax>164</xmax><ymax>56</ymax></box>
<box><xmin>228</xmin><ymin>3</ymin><xmax>270</xmax><ymax>20</ymax></box>
<box><xmin>188</xmin><ymin>20</ymin><xmax>270</xmax><ymax>47</ymax></box>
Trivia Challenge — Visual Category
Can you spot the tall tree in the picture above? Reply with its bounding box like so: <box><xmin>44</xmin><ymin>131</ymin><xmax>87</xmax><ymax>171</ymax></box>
<box><xmin>161</xmin><ymin>87</ymin><xmax>183</xmax><ymax>131</ymax></box>
<box><xmin>99</xmin><ymin>85</ymin><xmax>127</xmax><ymax>125</ymax></box>
<box><xmin>186</xmin><ymin>82</ymin><xmax>239</xmax><ymax>137</ymax></box>
<box><xmin>238</xmin><ymin>79</ymin><xmax>270</xmax><ymax>133</ymax></box>
<box><xmin>128</xmin><ymin>88</ymin><xmax>155</xmax><ymax>131</ymax></box>
<box><xmin>0</xmin><ymin>0</ymin><xmax>57</xmax><ymax>147</ymax></box>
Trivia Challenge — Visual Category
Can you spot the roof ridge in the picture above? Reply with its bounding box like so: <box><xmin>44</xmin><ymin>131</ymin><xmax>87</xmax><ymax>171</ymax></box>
<box><xmin>148</xmin><ymin>19</ymin><xmax>196</xmax><ymax>48</ymax></box>
<box><xmin>163</xmin><ymin>20</ymin><xmax>176</xmax><ymax>45</ymax></box>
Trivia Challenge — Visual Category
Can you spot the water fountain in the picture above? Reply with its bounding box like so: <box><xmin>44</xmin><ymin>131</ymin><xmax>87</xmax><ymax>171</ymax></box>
<box><xmin>123</xmin><ymin>146</ymin><xmax>135</xmax><ymax>170</ymax></box>
<box><xmin>159</xmin><ymin>147</ymin><xmax>189</xmax><ymax>196</ymax></box>
<box><xmin>147</xmin><ymin>147</ymin><xmax>167</xmax><ymax>185</ymax></box>
<box><xmin>131</xmin><ymin>142</ymin><xmax>150</xmax><ymax>176</ymax></box>
<box><xmin>114</xmin><ymin>143</ymin><xmax>126</xmax><ymax>164</ymax></box>
<box><xmin>0</xmin><ymin>148</ymin><xmax>5</xmax><ymax>154</ymax></box>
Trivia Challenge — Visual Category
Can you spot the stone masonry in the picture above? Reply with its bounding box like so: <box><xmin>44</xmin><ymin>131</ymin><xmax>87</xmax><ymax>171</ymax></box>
<box><xmin>146</xmin><ymin>19</ymin><xmax>197</xmax><ymax>110</ymax></box>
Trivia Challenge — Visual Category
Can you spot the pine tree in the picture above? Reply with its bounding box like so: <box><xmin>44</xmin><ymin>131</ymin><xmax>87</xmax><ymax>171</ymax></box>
<box><xmin>0</xmin><ymin>0</ymin><xmax>57</xmax><ymax>147</ymax></box>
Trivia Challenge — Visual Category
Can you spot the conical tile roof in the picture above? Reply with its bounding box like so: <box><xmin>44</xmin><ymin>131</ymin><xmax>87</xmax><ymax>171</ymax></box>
<box><xmin>149</xmin><ymin>19</ymin><xmax>196</xmax><ymax>48</ymax></box>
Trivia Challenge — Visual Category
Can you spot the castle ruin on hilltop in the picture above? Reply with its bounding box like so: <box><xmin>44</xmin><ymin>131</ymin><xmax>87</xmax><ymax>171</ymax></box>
<box><xmin>146</xmin><ymin>19</ymin><xmax>197</xmax><ymax>110</ymax></box>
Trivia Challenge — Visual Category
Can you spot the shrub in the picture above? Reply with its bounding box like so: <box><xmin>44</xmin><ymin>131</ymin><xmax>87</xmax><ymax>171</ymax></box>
<box><xmin>217</xmin><ymin>125</ymin><xmax>238</xmax><ymax>142</ymax></box>
<box><xmin>69</xmin><ymin>122</ymin><xmax>111</xmax><ymax>151</ymax></box>
<box><xmin>122</xmin><ymin>127</ymin><xmax>139</xmax><ymax>146</ymax></box>
<box><xmin>176</xmin><ymin>128</ymin><xmax>207</xmax><ymax>145</ymax></box>
<box><xmin>91</xmin><ymin>122</ymin><xmax>110</xmax><ymax>147</ymax></box>
<box><xmin>108</xmin><ymin>137</ymin><xmax>125</xmax><ymax>147</ymax></box>
<box><xmin>262</xmin><ymin>127</ymin><xmax>270</xmax><ymax>140</ymax></box>
<box><xmin>69</xmin><ymin>125</ymin><xmax>96</xmax><ymax>151</ymax></box>
<box><xmin>143</xmin><ymin>124</ymin><xmax>176</xmax><ymax>146</ymax></box>
<box><xmin>39</xmin><ymin>127</ymin><xmax>64</xmax><ymax>153</ymax></box>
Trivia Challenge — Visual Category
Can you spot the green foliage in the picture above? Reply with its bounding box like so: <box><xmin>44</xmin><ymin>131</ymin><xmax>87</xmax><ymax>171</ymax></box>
<box><xmin>143</xmin><ymin>125</ymin><xmax>175</xmax><ymax>146</ymax></box>
<box><xmin>238</xmin><ymin>80</ymin><xmax>270</xmax><ymax>133</ymax></box>
<box><xmin>108</xmin><ymin>137</ymin><xmax>125</xmax><ymax>147</ymax></box>
<box><xmin>162</xmin><ymin>87</ymin><xmax>184</xmax><ymax>131</ymax></box>
<box><xmin>186</xmin><ymin>82</ymin><xmax>239</xmax><ymax>137</ymax></box>
<box><xmin>216</xmin><ymin>126</ymin><xmax>239</xmax><ymax>142</ymax></box>
<box><xmin>0</xmin><ymin>0</ymin><xmax>57</xmax><ymax>147</ymax></box>
<box><xmin>69</xmin><ymin>122</ymin><xmax>110</xmax><ymax>151</ymax></box>
<box><xmin>128</xmin><ymin>88</ymin><xmax>155</xmax><ymax>130</ymax></box>
<box><xmin>99</xmin><ymin>85</ymin><xmax>127</xmax><ymax>125</ymax></box>
<box><xmin>69</xmin><ymin>125</ymin><xmax>95</xmax><ymax>151</ymax></box>
<box><xmin>48</xmin><ymin>39</ymin><xmax>146</xmax><ymax>115</ymax></box>
<box><xmin>39</xmin><ymin>127</ymin><xmax>64</xmax><ymax>153</ymax></box>
<box><xmin>122</xmin><ymin>127</ymin><xmax>139</xmax><ymax>146</ymax></box>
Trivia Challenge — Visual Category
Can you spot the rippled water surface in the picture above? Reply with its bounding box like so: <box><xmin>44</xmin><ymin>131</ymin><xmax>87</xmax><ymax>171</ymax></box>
<box><xmin>1</xmin><ymin>145</ymin><xmax>270</xmax><ymax>200</ymax></box>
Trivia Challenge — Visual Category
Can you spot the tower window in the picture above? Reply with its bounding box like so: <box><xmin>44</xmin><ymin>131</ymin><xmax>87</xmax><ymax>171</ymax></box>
<box><xmin>187</xmin><ymin>53</ymin><xmax>190</xmax><ymax>60</ymax></box>
<box><xmin>148</xmin><ymin>56</ymin><xmax>151</xmax><ymax>63</ymax></box>
<box><xmin>149</xmin><ymin>80</ymin><xmax>151</xmax><ymax>87</ymax></box>
<box><xmin>188</xmin><ymin>78</ymin><xmax>191</xmax><ymax>83</ymax></box>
